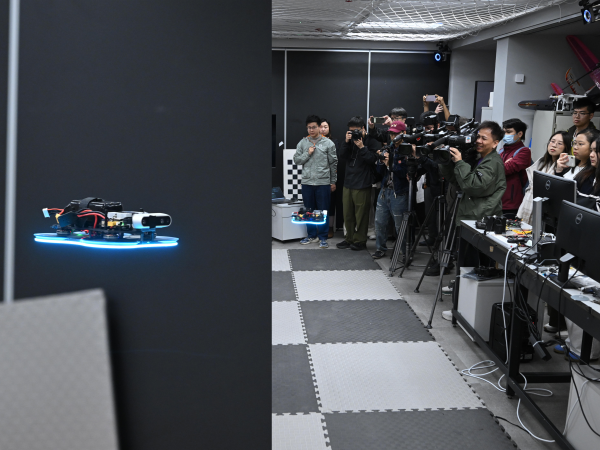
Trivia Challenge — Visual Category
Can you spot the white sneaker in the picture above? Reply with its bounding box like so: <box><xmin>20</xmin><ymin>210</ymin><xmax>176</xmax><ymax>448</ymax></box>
<box><xmin>441</xmin><ymin>310</ymin><xmax>452</xmax><ymax>321</ymax></box>
<box><xmin>442</xmin><ymin>286</ymin><xmax>453</xmax><ymax>295</ymax></box>
<box><xmin>369</xmin><ymin>234</ymin><xmax>376</xmax><ymax>240</ymax></box>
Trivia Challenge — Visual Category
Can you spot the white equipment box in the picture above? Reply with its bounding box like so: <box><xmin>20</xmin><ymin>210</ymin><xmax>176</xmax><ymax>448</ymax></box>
<box><xmin>272</xmin><ymin>203</ymin><xmax>308</xmax><ymax>241</ymax></box>
<box><xmin>457</xmin><ymin>267</ymin><xmax>513</xmax><ymax>342</ymax></box>
<box><xmin>564</xmin><ymin>364</ymin><xmax>600</xmax><ymax>450</ymax></box>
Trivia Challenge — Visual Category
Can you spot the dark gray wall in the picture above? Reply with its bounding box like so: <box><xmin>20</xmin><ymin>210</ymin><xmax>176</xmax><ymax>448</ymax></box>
<box><xmin>272</xmin><ymin>50</ymin><xmax>285</xmax><ymax>188</ymax></box>
<box><xmin>369</xmin><ymin>52</ymin><xmax>450</xmax><ymax>121</ymax></box>
<box><xmin>287</xmin><ymin>51</ymin><xmax>370</xmax><ymax>147</ymax></box>
<box><xmin>15</xmin><ymin>1</ymin><xmax>270</xmax><ymax>449</ymax></box>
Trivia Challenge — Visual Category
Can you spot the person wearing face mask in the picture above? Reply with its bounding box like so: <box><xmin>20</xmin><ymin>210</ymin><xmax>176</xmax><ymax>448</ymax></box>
<box><xmin>500</xmin><ymin>119</ymin><xmax>531</xmax><ymax>219</ymax></box>
<box><xmin>517</xmin><ymin>131</ymin><xmax>571</xmax><ymax>225</ymax></box>
<box><xmin>555</xmin><ymin>129</ymin><xmax>599</xmax><ymax>194</ymax></box>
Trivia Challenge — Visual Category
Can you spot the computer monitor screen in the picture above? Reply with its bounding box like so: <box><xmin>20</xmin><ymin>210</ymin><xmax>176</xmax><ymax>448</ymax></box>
<box><xmin>272</xmin><ymin>187</ymin><xmax>285</xmax><ymax>200</ymax></box>
<box><xmin>532</xmin><ymin>171</ymin><xmax>577</xmax><ymax>229</ymax></box>
<box><xmin>555</xmin><ymin>201</ymin><xmax>600</xmax><ymax>282</ymax></box>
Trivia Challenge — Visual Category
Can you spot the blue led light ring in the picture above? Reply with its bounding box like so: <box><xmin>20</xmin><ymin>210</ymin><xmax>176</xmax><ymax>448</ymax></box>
<box><xmin>584</xmin><ymin>9</ymin><xmax>592</xmax><ymax>23</ymax></box>
<box><xmin>291</xmin><ymin>219</ymin><xmax>327</xmax><ymax>225</ymax></box>
<box><xmin>34</xmin><ymin>233</ymin><xmax>178</xmax><ymax>249</ymax></box>
<box><xmin>434</xmin><ymin>53</ymin><xmax>442</xmax><ymax>62</ymax></box>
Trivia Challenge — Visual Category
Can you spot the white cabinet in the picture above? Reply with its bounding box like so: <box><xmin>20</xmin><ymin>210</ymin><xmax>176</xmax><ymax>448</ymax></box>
<box><xmin>272</xmin><ymin>204</ymin><xmax>307</xmax><ymax>241</ymax></box>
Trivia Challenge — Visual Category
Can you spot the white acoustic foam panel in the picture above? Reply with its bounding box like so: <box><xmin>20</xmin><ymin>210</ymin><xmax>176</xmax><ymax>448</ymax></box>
<box><xmin>272</xmin><ymin>301</ymin><xmax>306</xmax><ymax>345</ymax></box>
<box><xmin>293</xmin><ymin>270</ymin><xmax>401</xmax><ymax>301</ymax></box>
<box><xmin>0</xmin><ymin>289</ymin><xmax>118</xmax><ymax>450</ymax></box>
<box><xmin>272</xmin><ymin>413</ymin><xmax>329</xmax><ymax>450</ymax></box>
<box><xmin>309</xmin><ymin>342</ymin><xmax>483</xmax><ymax>413</ymax></box>
<box><xmin>273</xmin><ymin>249</ymin><xmax>292</xmax><ymax>271</ymax></box>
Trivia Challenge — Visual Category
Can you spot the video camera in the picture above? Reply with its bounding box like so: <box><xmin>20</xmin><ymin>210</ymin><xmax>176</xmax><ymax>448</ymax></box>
<box><xmin>427</xmin><ymin>118</ymin><xmax>479</xmax><ymax>165</ymax></box>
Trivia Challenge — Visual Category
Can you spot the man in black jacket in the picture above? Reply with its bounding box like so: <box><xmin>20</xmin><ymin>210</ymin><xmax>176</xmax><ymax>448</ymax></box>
<box><xmin>566</xmin><ymin>98</ymin><xmax>597</xmax><ymax>150</ymax></box>
<box><xmin>336</xmin><ymin>116</ymin><xmax>378</xmax><ymax>251</ymax></box>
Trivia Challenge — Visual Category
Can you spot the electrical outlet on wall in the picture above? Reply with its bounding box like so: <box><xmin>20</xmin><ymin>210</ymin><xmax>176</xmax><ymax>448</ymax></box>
<box><xmin>514</xmin><ymin>74</ymin><xmax>525</xmax><ymax>83</ymax></box>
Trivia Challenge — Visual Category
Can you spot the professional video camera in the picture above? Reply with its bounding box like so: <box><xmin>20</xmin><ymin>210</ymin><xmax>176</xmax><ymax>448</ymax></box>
<box><xmin>428</xmin><ymin>118</ymin><xmax>479</xmax><ymax>165</ymax></box>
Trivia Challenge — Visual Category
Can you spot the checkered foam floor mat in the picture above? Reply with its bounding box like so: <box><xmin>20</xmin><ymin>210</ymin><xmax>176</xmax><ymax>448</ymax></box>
<box><xmin>272</xmin><ymin>248</ymin><xmax>518</xmax><ymax>450</ymax></box>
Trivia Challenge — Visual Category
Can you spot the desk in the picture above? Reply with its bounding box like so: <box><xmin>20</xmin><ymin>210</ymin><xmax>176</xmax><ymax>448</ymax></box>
<box><xmin>452</xmin><ymin>220</ymin><xmax>600</xmax><ymax>450</ymax></box>
<box><xmin>272</xmin><ymin>203</ymin><xmax>307</xmax><ymax>241</ymax></box>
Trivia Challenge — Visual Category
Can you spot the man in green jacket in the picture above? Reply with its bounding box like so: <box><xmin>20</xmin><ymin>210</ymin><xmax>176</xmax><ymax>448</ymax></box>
<box><xmin>439</xmin><ymin>120</ymin><xmax>506</xmax><ymax>321</ymax></box>
<box><xmin>439</xmin><ymin>120</ymin><xmax>506</xmax><ymax>225</ymax></box>
<box><xmin>293</xmin><ymin>115</ymin><xmax>338</xmax><ymax>248</ymax></box>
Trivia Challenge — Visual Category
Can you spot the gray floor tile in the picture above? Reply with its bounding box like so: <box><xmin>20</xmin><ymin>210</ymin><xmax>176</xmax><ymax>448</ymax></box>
<box><xmin>300</xmin><ymin>300</ymin><xmax>433</xmax><ymax>344</ymax></box>
<box><xmin>272</xmin><ymin>413</ymin><xmax>329</xmax><ymax>450</ymax></box>
<box><xmin>272</xmin><ymin>345</ymin><xmax>320</xmax><ymax>414</ymax></box>
<box><xmin>273</xmin><ymin>249</ymin><xmax>291</xmax><ymax>271</ymax></box>
<box><xmin>324</xmin><ymin>409</ymin><xmax>516</xmax><ymax>450</ymax></box>
<box><xmin>310</xmin><ymin>342</ymin><xmax>483</xmax><ymax>412</ymax></box>
<box><xmin>289</xmin><ymin>249</ymin><xmax>380</xmax><ymax>271</ymax></box>
<box><xmin>272</xmin><ymin>271</ymin><xmax>296</xmax><ymax>301</ymax></box>
<box><xmin>294</xmin><ymin>271</ymin><xmax>401</xmax><ymax>301</ymax></box>
<box><xmin>272</xmin><ymin>302</ymin><xmax>306</xmax><ymax>345</ymax></box>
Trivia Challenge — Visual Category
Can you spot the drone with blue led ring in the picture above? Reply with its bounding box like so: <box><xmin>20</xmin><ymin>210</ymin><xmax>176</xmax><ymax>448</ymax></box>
<box><xmin>37</xmin><ymin>197</ymin><xmax>177</xmax><ymax>246</ymax></box>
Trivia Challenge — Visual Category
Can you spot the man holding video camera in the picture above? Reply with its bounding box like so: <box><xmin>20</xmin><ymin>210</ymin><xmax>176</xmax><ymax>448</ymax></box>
<box><xmin>438</xmin><ymin>120</ymin><xmax>506</xmax><ymax>224</ymax></box>
<box><xmin>371</xmin><ymin>121</ymin><xmax>409</xmax><ymax>259</ymax></box>
<box><xmin>336</xmin><ymin>116</ymin><xmax>377</xmax><ymax>251</ymax></box>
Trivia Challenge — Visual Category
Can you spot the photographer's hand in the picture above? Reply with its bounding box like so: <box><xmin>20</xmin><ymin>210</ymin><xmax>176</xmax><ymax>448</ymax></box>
<box><xmin>345</xmin><ymin>131</ymin><xmax>352</xmax><ymax>143</ymax></box>
<box><xmin>354</xmin><ymin>139</ymin><xmax>364</xmax><ymax>149</ymax></box>
<box><xmin>368</xmin><ymin>116</ymin><xmax>375</xmax><ymax>129</ymax></box>
<box><xmin>383</xmin><ymin>115</ymin><xmax>392</xmax><ymax>126</ymax></box>
<box><xmin>556</xmin><ymin>153</ymin><xmax>568</xmax><ymax>171</ymax></box>
<box><xmin>435</xmin><ymin>95</ymin><xmax>445</xmax><ymax>105</ymax></box>
<box><xmin>435</xmin><ymin>104</ymin><xmax>443</xmax><ymax>114</ymax></box>
<box><xmin>449</xmin><ymin>147</ymin><xmax>462</xmax><ymax>162</ymax></box>
<box><xmin>411</xmin><ymin>144</ymin><xmax>417</xmax><ymax>158</ymax></box>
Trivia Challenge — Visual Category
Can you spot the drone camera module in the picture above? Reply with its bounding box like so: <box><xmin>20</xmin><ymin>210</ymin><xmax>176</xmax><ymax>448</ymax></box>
<box><xmin>35</xmin><ymin>197</ymin><xmax>178</xmax><ymax>249</ymax></box>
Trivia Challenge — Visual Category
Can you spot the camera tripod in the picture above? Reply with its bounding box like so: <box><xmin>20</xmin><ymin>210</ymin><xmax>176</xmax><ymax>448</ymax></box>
<box><xmin>420</xmin><ymin>190</ymin><xmax>463</xmax><ymax>329</ymax></box>
<box><xmin>397</xmin><ymin>178</ymin><xmax>447</xmax><ymax>278</ymax></box>
<box><xmin>389</xmin><ymin>159</ymin><xmax>425</xmax><ymax>277</ymax></box>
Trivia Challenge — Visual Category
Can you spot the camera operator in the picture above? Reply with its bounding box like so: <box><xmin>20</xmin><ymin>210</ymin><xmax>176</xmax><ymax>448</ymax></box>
<box><xmin>438</xmin><ymin>121</ymin><xmax>506</xmax><ymax>320</ymax></box>
<box><xmin>371</xmin><ymin>121</ymin><xmax>409</xmax><ymax>259</ymax></box>
<box><xmin>438</xmin><ymin>120</ymin><xmax>506</xmax><ymax>251</ymax></box>
<box><xmin>416</xmin><ymin>112</ymin><xmax>446</xmax><ymax>256</ymax></box>
<box><xmin>367</xmin><ymin>107</ymin><xmax>408</xmax><ymax>142</ymax></box>
<box><xmin>423</xmin><ymin>94</ymin><xmax>450</xmax><ymax>122</ymax></box>
<box><xmin>336</xmin><ymin>116</ymin><xmax>378</xmax><ymax>251</ymax></box>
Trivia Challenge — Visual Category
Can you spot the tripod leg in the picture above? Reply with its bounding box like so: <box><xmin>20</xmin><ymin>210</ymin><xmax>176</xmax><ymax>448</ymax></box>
<box><xmin>426</xmin><ymin>209</ymin><xmax>460</xmax><ymax>329</ymax></box>
<box><xmin>389</xmin><ymin>213</ymin><xmax>409</xmax><ymax>276</ymax></box>
<box><xmin>414</xmin><ymin>243</ymin><xmax>438</xmax><ymax>293</ymax></box>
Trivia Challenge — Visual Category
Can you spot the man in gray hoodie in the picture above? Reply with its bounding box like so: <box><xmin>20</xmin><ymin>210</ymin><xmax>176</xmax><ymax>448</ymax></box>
<box><xmin>293</xmin><ymin>115</ymin><xmax>338</xmax><ymax>248</ymax></box>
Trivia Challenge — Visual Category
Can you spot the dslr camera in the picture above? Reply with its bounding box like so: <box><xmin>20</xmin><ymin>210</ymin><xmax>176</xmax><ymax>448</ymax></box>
<box><xmin>350</xmin><ymin>129</ymin><xmax>364</xmax><ymax>141</ymax></box>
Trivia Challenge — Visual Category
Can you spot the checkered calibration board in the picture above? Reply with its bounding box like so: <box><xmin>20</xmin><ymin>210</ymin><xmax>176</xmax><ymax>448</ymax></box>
<box><xmin>272</xmin><ymin>248</ymin><xmax>518</xmax><ymax>450</ymax></box>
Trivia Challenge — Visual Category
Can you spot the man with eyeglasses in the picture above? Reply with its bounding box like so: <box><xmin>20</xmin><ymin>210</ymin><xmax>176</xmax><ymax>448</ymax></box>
<box><xmin>294</xmin><ymin>115</ymin><xmax>338</xmax><ymax>248</ymax></box>
<box><xmin>567</xmin><ymin>98</ymin><xmax>597</xmax><ymax>149</ymax></box>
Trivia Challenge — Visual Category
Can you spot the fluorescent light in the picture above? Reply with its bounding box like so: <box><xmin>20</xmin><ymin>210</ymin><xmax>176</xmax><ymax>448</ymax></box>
<box><xmin>357</xmin><ymin>22</ymin><xmax>444</xmax><ymax>30</ymax></box>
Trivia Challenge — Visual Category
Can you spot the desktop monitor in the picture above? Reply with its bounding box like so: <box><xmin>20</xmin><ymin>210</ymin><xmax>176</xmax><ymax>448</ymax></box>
<box><xmin>532</xmin><ymin>171</ymin><xmax>577</xmax><ymax>229</ymax></box>
<box><xmin>555</xmin><ymin>201</ymin><xmax>600</xmax><ymax>282</ymax></box>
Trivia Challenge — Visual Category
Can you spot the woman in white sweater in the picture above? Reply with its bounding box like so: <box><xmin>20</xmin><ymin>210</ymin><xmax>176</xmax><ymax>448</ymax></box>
<box><xmin>517</xmin><ymin>131</ymin><xmax>571</xmax><ymax>225</ymax></box>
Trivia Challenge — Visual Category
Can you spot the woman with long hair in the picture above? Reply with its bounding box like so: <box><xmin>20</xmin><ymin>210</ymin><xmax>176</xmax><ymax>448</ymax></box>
<box><xmin>517</xmin><ymin>131</ymin><xmax>571</xmax><ymax>225</ymax></box>
<box><xmin>555</xmin><ymin>129</ymin><xmax>598</xmax><ymax>194</ymax></box>
<box><xmin>320</xmin><ymin>118</ymin><xmax>342</xmax><ymax>238</ymax></box>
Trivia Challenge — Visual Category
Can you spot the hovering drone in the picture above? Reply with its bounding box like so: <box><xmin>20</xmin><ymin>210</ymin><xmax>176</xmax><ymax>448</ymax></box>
<box><xmin>35</xmin><ymin>197</ymin><xmax>178</xmax><ymax>248</ymax></box>
<box><xmin>291</xmin><ymin>208</ymin><xmax>327</xmax><ymax>225</ymax></box>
